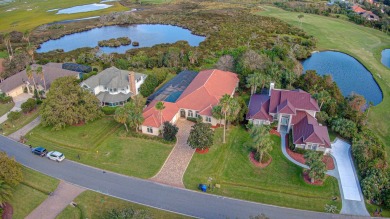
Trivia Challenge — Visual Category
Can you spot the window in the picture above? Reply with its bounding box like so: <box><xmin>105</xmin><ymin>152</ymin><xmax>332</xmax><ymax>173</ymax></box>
<box><xmin>147</xmin><ymin>127</ymin><xmax>153</xmax><ymax>133</ymax></box>
<box><xmin>195</xmin><ymin>111</ymin><xmax>199</xmax><ymax>117</ymax></box>
<box><xmin>273</xmin><ymin>114</ymin><xmax>278</xmax><ymax>121</ymax></box>
<box><xmin>104</xmin><ymin>86</ymin><xmax>107</xmax><ymax>90</ymax></box>
<box><xmin>206</xmin><ymin>117</ymin><xmax>211</xmax><ymax>122</ymax></box>
<box><xmin>109</xmin><ymin>88</ymin><xmax>113</xmax><ymax>92</ymax></box>
<box><xmin>113</xmin><ymin>88</ymin><xmax>117</xmax><ymax>92</ymax></box>
<box><xmin>136</xmin><ymin>77</ymin><xmax>141</xmax><ymax>82</ymax></box>
<box><xmin>188</xmin><ymin>110</ymin><xmax>193</xmax><ymax>117</ymax></box>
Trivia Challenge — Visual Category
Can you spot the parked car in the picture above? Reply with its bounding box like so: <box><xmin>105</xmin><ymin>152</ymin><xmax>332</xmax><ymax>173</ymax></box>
<box><xmin>46</xmin><ymin>151</ymin><xmax>65</xmax><ymax>162</ymax></box>
<box><xmin>31</xmin><ymin>147</ymin><xmax>47</xmax><ymax>157</ymax></box>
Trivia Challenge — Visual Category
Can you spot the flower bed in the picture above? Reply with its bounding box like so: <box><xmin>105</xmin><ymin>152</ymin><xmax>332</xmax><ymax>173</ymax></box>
<box><xmin>249</xmin><ymin>151</ymin><xmax>272</xmax><ymax>168</ymax></box>
<box><xmin>195</xmin><ymin>148</ymin><xmax>209</xmax><ymax>154</ymax></box>
<box><xmin>303</xmin><ymin>171</ymin><xmax>324</xmax><ymax>185</ymax></box>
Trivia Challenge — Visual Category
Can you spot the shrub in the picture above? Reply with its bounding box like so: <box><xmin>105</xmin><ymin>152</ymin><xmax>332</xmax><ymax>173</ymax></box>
<box><xmin>0</xmin><ymin>93</ymin><xmax>12</xmax><ymax>104</ymax></box>
<box><xmin>7</xmin><ymin>111</ymin><xmax>21</xmax><ymax>122</ymax></box>
<box><xmin>21</xmin><ymin>98</ymin><xmax>36</xmax><ymax>113</ymax></box>
<box><xmin>101</xmin><ymin>106</ymin><xmax>118</xmax><ymax>115</ymax></box>
<box><xmin>162</xmin><ymin>121</ymin><xmax>179</xmax><ymax>142</ymax></box>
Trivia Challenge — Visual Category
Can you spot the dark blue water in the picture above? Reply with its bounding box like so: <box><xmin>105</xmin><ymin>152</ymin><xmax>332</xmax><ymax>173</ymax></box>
<box><xmin>302</xmin><ymin>51</ymin><xmax>382</xmax><ymax>105</ymax></box>
<box><xmin>36</xmin><ymin>24</ymin><xmax>206</xmax><ymax>54</ymax></box>
<box><xmin>381</xmin><ymin>49</ymin><xmax>390</xmax><ymax>68</ymax></box>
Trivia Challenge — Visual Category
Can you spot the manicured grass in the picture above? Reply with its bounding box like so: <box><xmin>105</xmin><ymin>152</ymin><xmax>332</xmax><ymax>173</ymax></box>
<box><xmin>26</xmin><ymin>117</ymin><xmax>173</xmax><ymax>178</ymax></box>
<box><xmin>366</xmin><ymin>203</ymin><xmax>390</xmax><ymax>217</ymax></box>
<box><xmin>0</xmin><ymin>0</ymin><xmax>128</xmax><ymax>32</ymax></box>
<box><xmin>183</xmin><ymin>126</ymin><xmax>341</xmax><ymax>212</ymax></box>
<box><xmin>56</xmin><ymin>190</ymin><xmax>189</xmax><ymax>219</ymax></box>
<box><xmin>1</xmin><ymin>108</ymin><xmax>39</xmax><ymax>136</ymax></box>
<box><xmin>0</xmin><ymin>102</ymin><xmax>14</xmax><ymax>117</ymax></box>
<box><xmin>10</xmin><ymin>167</ymin><xmax>59</xmax><ymax>219</ymax></box>
<box><xmin>260</xmin><ymin>6</ymin><xmax>390</xmax><ymax>162</ymax></box>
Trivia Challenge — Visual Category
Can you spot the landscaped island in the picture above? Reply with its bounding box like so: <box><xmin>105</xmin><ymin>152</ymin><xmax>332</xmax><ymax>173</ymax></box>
<box><xmin>98</xmin><ymin>37</ymin><xmax>131</xmax><ymax>47</ymax></box>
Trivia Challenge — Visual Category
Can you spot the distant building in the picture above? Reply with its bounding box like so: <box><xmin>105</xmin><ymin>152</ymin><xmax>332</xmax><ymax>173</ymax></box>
<box><xmin>352</xmin><ymin>4</ymin><xmax>379</xmax><ymax>21</ymax></box>
<box><xmin>247</xmin><ymin>83</ymin><xmax>331</xmax><ymax>153</ymax></box>
<box><xmin>0</xmin><ymin>63</ymin><xmax>79</xmax><ymax>97</ymax></box>
<box><xmin>80</xmin><ymin>67</ymin><xmax>147</xmax><ymax>106</ymax></box>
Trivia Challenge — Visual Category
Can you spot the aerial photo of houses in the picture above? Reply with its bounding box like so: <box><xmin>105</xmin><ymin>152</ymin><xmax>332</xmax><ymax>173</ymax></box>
<box><xmin>0</xmin><ymin>0</ymin><xmax>389</xmax><ymax>218</ymax></box>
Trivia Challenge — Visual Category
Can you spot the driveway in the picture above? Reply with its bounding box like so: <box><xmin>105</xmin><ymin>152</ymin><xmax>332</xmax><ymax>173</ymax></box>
<box><xmin>331</xmin><ymin>139</ymin><xmax>369</xmax><ymax>216</ymax></box>
<box><xmin>0</xmin><ymin>93</ymin><xmax>32</xmax><ymax>124</ymax></box>
<box><xmin>150</xmin><ymin>119</ymin><xmax>195</xmax><ymax>188</ymax></box>
<box><xmin>0</xmin><ymin>135</ymin><xmax>371</xmax><ymax>219</ymax></box>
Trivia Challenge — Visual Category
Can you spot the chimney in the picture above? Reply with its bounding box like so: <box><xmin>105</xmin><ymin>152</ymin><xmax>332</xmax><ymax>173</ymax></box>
<box><xmin>129</xmin><ymin>71</ymin><xmax>136</xmax><ymax>95</ymax></box>
<box><xmin>269</xmin><ymin>82</ymin><xmax>275</xmax><ymax>96</ymax></box>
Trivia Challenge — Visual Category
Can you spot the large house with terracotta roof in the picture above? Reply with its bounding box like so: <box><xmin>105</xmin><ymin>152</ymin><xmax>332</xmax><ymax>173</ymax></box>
<box><xmin>141</xmin><ymin>69</ymin><xmax>239</xmax><ymax>136</ymax></box>
<box><xmin>247</xmin><ymin>83</ymin><xmax>331</xmax><ymax>153</ymax></box>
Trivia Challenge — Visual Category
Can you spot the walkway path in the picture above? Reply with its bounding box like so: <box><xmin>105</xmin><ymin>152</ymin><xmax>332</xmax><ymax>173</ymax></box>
<box><xmin>26</xmin><ymin>181</ymin><xmax>85</xmax><ymax>219</ymax></box>
<box><xmin>8</xmin><ymin>116</ymin><xmax>40</xmax><ymax>141</ymax></box>
<box><xmin>0</xmin><ymin>93</ymin><xmax>32</xmax><ymax>124</ymax></box>
<box><xmin>280</xmin><ymin>133</ymin><xmax>337</xmax><ymax>177</ymax></box>
<box><xmin>150</xmin><ymin>119</ymin><xmax>195</xmax><ymax>188</ymax></box>
<box><xmin>281</xmin><ymin>133</ymin><xmax>369</xmax><ymax>216</ymax></box>
<box><xmin>0</xmin><ymin>135</ymin><xmax>371</xmax><ymax>219</ymax></box>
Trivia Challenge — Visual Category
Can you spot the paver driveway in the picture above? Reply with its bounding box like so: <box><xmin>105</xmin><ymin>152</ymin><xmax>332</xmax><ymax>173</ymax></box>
<box><xmin>150</xmin><ymin>119</ymin><xmax>195</xmax><ymax>188</ymax></box>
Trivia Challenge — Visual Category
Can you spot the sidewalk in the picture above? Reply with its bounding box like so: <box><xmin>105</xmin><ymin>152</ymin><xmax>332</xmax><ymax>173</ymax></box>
<box><xmin>8</xmin><ymin>116</ymin><xmax>40</xmax><ymax>141</ymax></box>
<box><xmin>26</xmin><ymin>181</ymin><xmax>85</xmax><ymax>219</ymax></box>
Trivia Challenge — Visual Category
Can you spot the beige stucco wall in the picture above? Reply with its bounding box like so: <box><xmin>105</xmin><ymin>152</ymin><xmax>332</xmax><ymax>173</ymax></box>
<box><xmin>141</xmin><ymin>125</ymin><xmax>160</xmax><ymax>136</ymax></box>
<box><xmin>7</xmin><ymin>85</ymin><xmax>24</xmax><ymax>97</ymax></box>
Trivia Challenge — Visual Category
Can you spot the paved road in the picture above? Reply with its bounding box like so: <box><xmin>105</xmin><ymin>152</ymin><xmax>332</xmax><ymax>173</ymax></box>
<box><xmin>0</xmin><ymin>136</ymin><xmax>370</xmax><ymax>219</ymax></box>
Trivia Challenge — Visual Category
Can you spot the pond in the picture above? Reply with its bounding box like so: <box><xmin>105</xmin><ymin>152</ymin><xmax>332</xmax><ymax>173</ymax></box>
<box><xmin>302</xmin><ymin>51</ymin><xmax>382</xmax><ymax>105</ymax></box>
<box><xmin>55</xmin><ymin>3</ymin><xmax>112</xmax><ymax>14</ymax></box>
<box><xmin>36</xmin><ymin>24</ymin><xmax>206</xmax><ymax>54</ymax></box>
<box><xmin>381</xmin><ymin>49</ymin><xmax>390</xmax><ymax>68</ymax></box>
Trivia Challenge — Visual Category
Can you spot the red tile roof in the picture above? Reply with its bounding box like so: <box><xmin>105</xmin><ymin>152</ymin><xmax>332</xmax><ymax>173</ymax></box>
<box><xmin>142</xmin><ymin>100</ymin><xmax>179</xmax><ymax>128</ymax></box>
<box><xmin>352</xmin><ymin>5</ymin><xmax>366</xmax><ymax>13</ymax></box>
<box><xmin>293</xmin><ymin>112</ymin><xmax>331</xmax><ymax>148</ymax></box>
<box><xmin>246</xmin><ymin>94</ymin><xmax>272</xmax><ymax>121</ymax></box>
<box><xmin>142</xmin><ymin>69</ymin><xmax>239</xmax><ymax>128</ymax></box>
<box><xmin>176</xmin><ymin>69</ymin><xmax>239</xmax><ymax>112</ymax></box>
<box><xmin>269</xmin><ymin>89</ymin><xmax>319</xmax><ymax>114</ymax></box>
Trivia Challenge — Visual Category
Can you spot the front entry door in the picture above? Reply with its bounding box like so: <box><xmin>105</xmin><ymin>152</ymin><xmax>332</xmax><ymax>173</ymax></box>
<box><xmin>180</xmin><ymin>109</ymin><xmax>186</xmax><ymax>118</ymax></box>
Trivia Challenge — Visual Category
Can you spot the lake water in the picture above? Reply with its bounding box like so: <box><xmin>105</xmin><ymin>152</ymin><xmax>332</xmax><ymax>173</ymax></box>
<box><xmin>381</xmin><ymin>49</ymin><xmax>390</xmax><ymax>68</ymax></box>
<box><xmin>56</xmin><ymin>3</ymin><xmax>112</xmax><ymax>14</ymax></box>
<box><xmin>36</xmin><ymin>24</ymin><xmax>206</xmax><ymax>54</ymax></box>
<box><xmin>302</xmin><ymin>51</ymin><xmax>382</xmax><ymax>105</ymax></box>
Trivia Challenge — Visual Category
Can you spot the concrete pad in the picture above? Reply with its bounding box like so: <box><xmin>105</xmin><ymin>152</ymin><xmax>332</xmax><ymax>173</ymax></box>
<box><xmin>331</xmin><ymin>139</ymin><xmax>361</xmax><ymax>201</ymax></box>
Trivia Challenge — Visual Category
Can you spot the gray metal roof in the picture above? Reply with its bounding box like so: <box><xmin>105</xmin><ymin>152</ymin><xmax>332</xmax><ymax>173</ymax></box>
<box><xmin>83</xmin><ymin>67</ymin><xmax>145</xmax><ymax>89</ymax></box>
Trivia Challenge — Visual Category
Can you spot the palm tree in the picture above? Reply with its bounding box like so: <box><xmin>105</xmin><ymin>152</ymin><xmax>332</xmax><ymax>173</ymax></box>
<box><xmin>114</xmin><ymin>107</ymin><xmax>129</xmax><ymax>132</ymax></box>
<box><xmin>26</xmin><ymin>44</ymin><xmax>35</xmax><ymax>63</ymax></box>
<box><xmin>23</xmin><ymin>30</ymin><xmax>31</xmax><ymax>46</ymax></box>
<box><xmin>0</xmin><ymin>180</ymin><xmax>13</xmax><ymax>207</ymax></box>
<box><xmin>217</xmin><ymin>95</ymin><xmax>241</xmax><ymax>143</ymax></box>
<box><xmin>3</xmin><ymin>32</ymin><xmax>13</xmax><ymax>61</ymax></box>
<box><xmin>313</xmin><ymin>90</ymin><xmax>331</xmax><ymax>110</ymax></box>
<box><xmin>25</xmin><ymin>65</ymin><xmax>37</xmax><ymax>93</ymax></box>
<box><xmin>36</xmin><ymin>66</ymin><xmax>46</xmax><ymax>92</ymax></box>
<box><xmin>298</xmin><ymin>14</ymin><xmax>304</xmax><ymax>27</ymax></box>
<box><xmin>155</xmin><ymin>101</ymin><xmax>165</xmax><ymax>128</ymax></box>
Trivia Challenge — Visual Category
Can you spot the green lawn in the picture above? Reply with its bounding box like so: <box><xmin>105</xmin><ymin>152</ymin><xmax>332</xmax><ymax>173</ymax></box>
<box><xmin>183</xmin><ymin>126</ymin><xmax>341</xmax><ymax>212</ymax></box>
<box><xmin>26</xmin><ymin>117</ymin><xmax>173</xmax><ymax>178</ymax></box>
<box><xmin>259</xmin><ymin>6</ymin><xmax>390</xmax><ymax>162</ymax></box>
<box><xmin>0</xmin><ymin>51</ymin><xmax>9</xmax><ymax>58</ymax></box>
<box><xmin>10</xmin><ymin>167</ymin><xmax>59</xmax><ymax>219</ymax></box>
<box><xmin>56</xmin><ymin>190</ymin><xmax>189</xmax><ymax>219</ymax></box>
<box><xmin>1</xmin><ymin>108</ymin><xmax>40</xmax><ymax>136</ymax></box>
<box><xmin>0</xmin><ymin>102</ymin><xmax>14</xmax><ymax>117</ymax></box>
<box><xmin>0</xmin><ymin>0</ymin><xmax>128</xmax><ymax>32</ymax></box>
